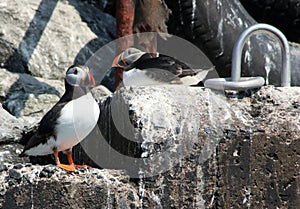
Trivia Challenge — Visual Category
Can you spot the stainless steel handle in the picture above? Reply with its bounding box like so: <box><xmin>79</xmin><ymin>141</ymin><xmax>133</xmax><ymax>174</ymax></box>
<box><xmin>204</xmin><ymin>23</ymin><xmax>291</xmax><ymax>90</ymax></box>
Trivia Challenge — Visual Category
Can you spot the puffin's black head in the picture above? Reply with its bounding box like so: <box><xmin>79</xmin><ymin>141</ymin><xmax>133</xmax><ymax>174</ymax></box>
<box><xmin>112</xmin><ymin>47</ymin><xmax>146</xmax><ymax>68</ymax></box>
<box><xmin>65</xmin><ymin>65</ymin><xmax>96</xmax><ymax>89</ymax></box>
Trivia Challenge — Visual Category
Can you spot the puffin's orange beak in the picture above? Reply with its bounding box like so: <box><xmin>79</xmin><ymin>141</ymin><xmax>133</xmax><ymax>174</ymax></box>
<box><xmin>87</xmin><ymin>72</ymin><xmax>96</xmax><ymax>88</ymax></box>
<box><xmin>112</xmin><ymin>53</ymin><xmax>123</xmax><ymax>68</ymax></box>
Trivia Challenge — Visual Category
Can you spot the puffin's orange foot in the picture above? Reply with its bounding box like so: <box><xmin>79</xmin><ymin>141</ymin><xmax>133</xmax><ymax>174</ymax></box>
<box><xmin>75</xmin><ymin>164</ymin><xmax>92</xmax><ymax>169</ymax></box>
<box><xmin>57</xmin><ymin>163</ymin><xmax>76</xmax><ymax>172</ymax></box>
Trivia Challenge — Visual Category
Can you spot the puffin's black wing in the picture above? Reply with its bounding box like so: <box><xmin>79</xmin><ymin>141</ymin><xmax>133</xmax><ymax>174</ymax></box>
<box><xmin>19</xmin><ymin>124</ymin><xmax>39</xmax><ymax>146</ymax></box>
<box><xmin>144</xmin><ymin>68</ymin><xmax>181</xmax><ymax>83</ymax></box>
<box><xmin>20</xmin><ymin>101</ymin><xmax>68</xmax><ymax>156</ymax></box>
<box><xmin>125</xmin><ymin>53</ymin><xmax>194</xmax><ymax>77</ymax></box>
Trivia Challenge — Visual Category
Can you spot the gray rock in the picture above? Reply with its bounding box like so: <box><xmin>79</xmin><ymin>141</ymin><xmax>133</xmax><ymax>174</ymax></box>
<box><xmin>0</xmin><ymin>165</ymin><xmax>8</xmax><ymax>172</ymax></box>
<box><xmin>1</xmin><ymin>81</ymin><xmax>299</xmax><ymax>208</ymax></box>
<box><xmin>0</xmin><ymin>143</ymin><xmax>26</xmax><ymax>165</ymax></box>
<box><xmin>0</xmin><ymin>93</ymin><xmax>31</xmax><ymax>164</ymax></box>
<box><xmin>0</xmin><ymin>103</ymin><xmax>23</xmax><ymax>142</ymax></box>
<box><xmin>79</xmin><ymin>85</ymin><xmax>300</xmax><ymax>208</ymax></box>
<box><xmin>79</xmin><ymin>85</ymin><xmax>236</xmax><ymax>176</ymax></box>
<box><xmin>0</xmin><ymin>33</ymin><xmax>28</xmax><ymax>74</ymax></box>
<box><xmin>91</xmin><ymin>84</ymin><xmax>112</xmax><ymax>99</ymax></box>
<box><xmin>13</xmin><ymin>163</ymin><xmax>23</xmax><ymax>169</ymax></box>
<box><xmin>0</xmin><ymin>68</ymin><xmax>64</xmax><ymax>118</ymax></box>
<box><xmin>42</xmin><ymin>166</ymin><xmax>55</xmax><ymax>175</ymax></box>
<box><xmin>8</xmin><ymin>169</ymin><xmax>22</xmax><ymax>180</ymax></box>
<box><xmin>0</xmin><ymin>68</ymin><xmax>19</xmax><ymax>98</ymax></box>
<box><xmin>0</xmin><ymin>0</ymin><xmax>115</xmax><ymax>79</ymax></box>
<box><xmin>0</xmin><ymin>165</ymin><xmax>140</xmax><ymax>209</ymax></box>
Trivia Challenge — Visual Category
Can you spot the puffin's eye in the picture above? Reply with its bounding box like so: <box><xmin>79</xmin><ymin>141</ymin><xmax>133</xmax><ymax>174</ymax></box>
<box><xmin>73</xmin><ymin>69</ymin><xmax>78</xmax><ymax>75</ymax></box>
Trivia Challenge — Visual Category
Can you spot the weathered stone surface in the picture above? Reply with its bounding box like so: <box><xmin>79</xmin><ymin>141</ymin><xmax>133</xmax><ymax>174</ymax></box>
<box><xmin>0</xmin><ymin>68</ymin><xmax>64</xmax><ymax>118</ymax></box>
<box><xmin>0</xmin><ymin>105</ymin><xmax>27</xmax><ymax>164</ymax></box>
<box><xmin>0</xmin><ymin>0</ymin><xmax>115</xmax><ymax>79</ymax></box>
<box><xmin>0</xmin><ymin>38</ymin><xmax>28</xmax><ymax>74</ymax></box>
<box><xmin>0</xmin><ymin>103</ymin><xmax>26</xmax><ymax>164</ymax></box>
<box><xmin>23</xmin><ymin>85</ymin><xmax>296</xmax><ymax>208</ymax></box>
<box><xmin>1</xmin><ymin>83</ymin><xmax>299</xmax><ymax>208</ymax></box>
<box><xmin>80</xmin><ymin>86</ymin><xmax>299</xmax><ymax>208</ymax></box>
<box><xmin>0</xmin><ymin>164</ymin><xmax>140</xmax><ymax>209</ymax></box>
<box><xmin>0</xmin><ymin>104</ymin><xmax>24</xmax><ymax>143</ymax></box>
<box><xmin>91</xmin><ymin>84</ymin><xmax>112</xmax><ymax>99</ymax></box>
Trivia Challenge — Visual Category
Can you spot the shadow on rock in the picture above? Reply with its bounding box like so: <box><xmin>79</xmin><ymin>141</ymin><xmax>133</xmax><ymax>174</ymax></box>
<box><xmin>3</xmin><ymin>74</ymin><xmax>60</xmax><ymax>117</ymax></box>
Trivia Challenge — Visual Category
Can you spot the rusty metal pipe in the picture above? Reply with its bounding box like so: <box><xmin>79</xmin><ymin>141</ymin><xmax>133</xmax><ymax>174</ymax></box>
<box><xmin>114</xmin><ymin>0</ymin><xmax>135</xmax><ymax>91</ymax></box>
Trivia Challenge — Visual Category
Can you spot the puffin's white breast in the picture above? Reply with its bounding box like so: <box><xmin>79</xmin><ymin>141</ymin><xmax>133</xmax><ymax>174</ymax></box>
<box><xmin>123</xmin><ymin>68</ymin><xmax>163</xmax><ymax>86</ymax></box>
<box><xmin>55</xmin><ymin>92</ymin><xmax>100</xmax><ymax>151</ymax></box>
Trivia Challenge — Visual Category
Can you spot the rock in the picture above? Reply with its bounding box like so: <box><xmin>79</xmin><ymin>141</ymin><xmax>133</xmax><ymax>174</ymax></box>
<box><xmin>1</xmin><ymin>83</ymin><xmax>299</xmax><ymax>208</ymax></box>
<box><xmin>0</xmin><ymin>164</ymin><xmax>140</xmax><ymax>209</ymax></box>
<box><xmin>0</xmin><ymin>99</ymin><xmax>29</xmax><ymax>164</ymax></box>
<box><xmin>98</xmin><ymin>0</ymin><xmax>116</xmax><ymax>16</ymax></box>
<box><xmin>0</xmin><ymin>103</ymin><xmax>24</xmax><ymax>142</ymax></box>
<box><xmin>0</xmin><ymin>68</ymin><xmax>19</xmax><ymax>98</ymax></box>
<box><xmin>91</xmin><ymin>84</ymin><xmax>112</xmax><ymax>99</ymax></box>
<box><xmin>8</xmin><ymin>169</ymin><xmax>22</xmax><ymax>181</ymax></box>
<box><xmin>0</xmin><ymin>165</ymin><xmax>8</xmax><ymax>172</ymax></box>
<box><xmin>78</xmin><ymin>85</ymin><xmax>299</xmax><ymax>208</ymax></box>
<box><xmin>13</xmin><ymin>163</ymin><xmax>23</xmax><ymax>169</ymax></box>
<box><xmin>0</xmin><ymin>36</ymin><xmax>29</xmax><ymax>74</ymax></box>
<box><xmin>41</xmin><ymin>166</ymin><xmax>55</xmax><ymax>175</ymax></box>
<box><xmin>0</xmin><ymin>143</ymin><xmax>26</xmax><ymax>165</ymax></box>
<box><xmin>0</xmin><ymin>0</ymin><xmax>115</xmax><ymax>79</ymax></box>
<box><xmin>38</xmin><ymin>170</ymin><xmax>48</xmax><ymax>178</ymax></box>
<box><xmin>0</xmin><ymin>68</ymin><xmax>64</xmax><ymax>118</ymax></box>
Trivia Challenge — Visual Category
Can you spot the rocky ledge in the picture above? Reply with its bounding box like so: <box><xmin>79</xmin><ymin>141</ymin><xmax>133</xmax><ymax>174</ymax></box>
<box><xmin>0</xmin><ymin>164</ymin><xmax>139</xmax><ymax>209</ymax></box>
<box><xmin>0</xmin><ymin>85</ymin><xmax>299</xmax><ymax>208</ymax></box>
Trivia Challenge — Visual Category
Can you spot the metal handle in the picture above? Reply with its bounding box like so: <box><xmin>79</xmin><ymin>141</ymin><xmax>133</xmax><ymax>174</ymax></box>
<box><xmin>232</xmin><ymin>23</ymin><xmax>291</xmax><ymax>87</ymax></box>
<box><xmin>204</xmin><ymin>23</ymin><xmax>291</xmax><ymax>90</ymax></box>
<box><xmin>204</xmin><ymin>77</ymin><xmax>265</xmax><ymax>91</ymax></box>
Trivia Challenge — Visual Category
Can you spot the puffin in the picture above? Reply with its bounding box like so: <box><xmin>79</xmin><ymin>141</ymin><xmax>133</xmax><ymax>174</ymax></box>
<box><xmin>112</xmin><ymin>47</ymin><xmax>213</xmax><ymax>87</ymax></box>
<box><xmin>19</xmin><ymin>65</ymin><xmax>100</xmax><ymax>172</ymax></box>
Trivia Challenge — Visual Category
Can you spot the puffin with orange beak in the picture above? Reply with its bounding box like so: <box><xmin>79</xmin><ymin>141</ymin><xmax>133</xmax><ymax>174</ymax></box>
<box><xmin>112</xmin><ymin>47</ymin><xmax>214</xmax><ymax>88</ymax></box>
<box><xmin>20</xmin><ymin>65</ymin><xmax>100</xmax><ymax>172</ymax></box>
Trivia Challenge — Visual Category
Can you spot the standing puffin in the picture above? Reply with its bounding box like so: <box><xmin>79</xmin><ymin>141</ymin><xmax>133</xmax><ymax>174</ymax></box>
<box><xmin>20</xmin><ymin>65</ymin><xmax>100</xmax><ymax>172</ymax></box>
<box><xmin>112</xmin><ymin>47</ymin><xmax>213</xmax><ymax>87</ymax></box>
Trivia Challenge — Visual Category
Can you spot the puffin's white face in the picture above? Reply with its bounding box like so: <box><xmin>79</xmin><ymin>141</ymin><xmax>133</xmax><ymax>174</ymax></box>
<box><xmin>65</xmin><ymin>65</ymin><xmax>96</xmax><ymax>88</ymax></box>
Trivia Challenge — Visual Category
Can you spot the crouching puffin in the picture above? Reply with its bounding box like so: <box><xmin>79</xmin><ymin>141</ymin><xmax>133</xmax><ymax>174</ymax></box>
<box><xmin>112</xmin><ymin>47</ymin><xmax>213</xmax><ymax>87</ymax></box>
<box><xmin>20</xmin><ymin>65</ymin><xmax>100</xmax><ymax>172</ymax></box>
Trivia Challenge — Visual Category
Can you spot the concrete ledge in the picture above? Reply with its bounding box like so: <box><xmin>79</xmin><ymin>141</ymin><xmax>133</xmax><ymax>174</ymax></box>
<box><xmin>1</xmin><ymin>85</ymin><xmax>299</xmax><ymax>208</ymax></box>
